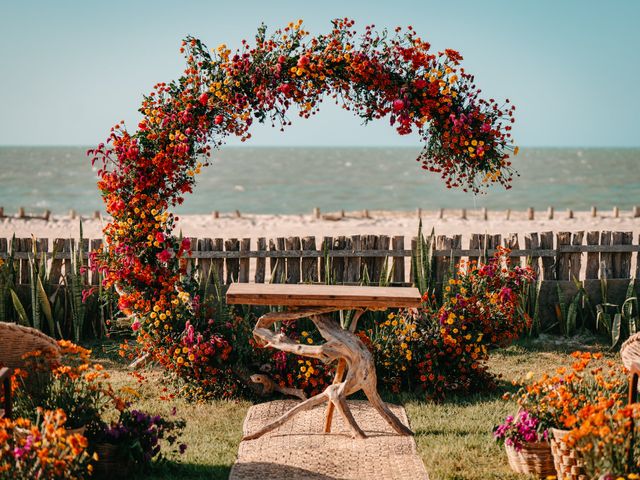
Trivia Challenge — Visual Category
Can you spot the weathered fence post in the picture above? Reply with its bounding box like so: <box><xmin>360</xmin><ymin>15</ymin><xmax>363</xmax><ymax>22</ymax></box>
<box><xmin>301</xmin><ymin>236</ymin><xmax>318</xmax><ymax>283</ymax></box>
<box><xmin>392</xmin><ymin>236</ymin><xmax>405</xmax><ymax>285</ymax></box>
<box><xmin>255</xmin><ymin>237</ymin><xmax>267</xmax><ymax>283</ymax></box>
<box><xmin>239</xmin><ymin>238</ymin><xmax>251</xmax><ymax>283</ymax></box>
<box><xmin>285</xmin><ymin>237</ymin><xmax>301</xmax><ymax>284</ymax></box>
<box><xmin>224</xmin><ymin>238</ymin><xmax>240</xmax><ymax>284</ymax></box>
<box><xmin>585</xmin><ymin>231</ymin><xmax>600</xmax><ymax>279</ymax></box>
<box><xmin>600</xmin><ymin>231</ymin><xmax>613</xmax><ymax>279</ymax></box>
<box><xmin>539</xmin><ymin>232</ymin><xmax>555</xmax><ymax>280</ymax></box>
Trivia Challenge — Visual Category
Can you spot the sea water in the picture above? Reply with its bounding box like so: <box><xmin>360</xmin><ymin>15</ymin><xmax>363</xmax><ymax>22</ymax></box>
<box><xmin>0</xmin><ymin>146</ymin><xmax>638</xmax><ymax>215</ymax></box>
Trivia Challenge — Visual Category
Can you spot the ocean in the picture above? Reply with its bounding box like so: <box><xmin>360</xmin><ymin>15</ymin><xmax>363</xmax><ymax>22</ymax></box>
<box><xmin>0</xmin><ymin>146</ymin><xmax>638</xmax><ymax>215</ymax></box>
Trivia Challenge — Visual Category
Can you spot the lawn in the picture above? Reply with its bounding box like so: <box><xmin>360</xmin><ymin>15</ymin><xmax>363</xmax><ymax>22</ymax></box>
<box><xmin>92</xmin><ymin>337</ymin><xmax>610</xmax><ymax>480</ymax></box>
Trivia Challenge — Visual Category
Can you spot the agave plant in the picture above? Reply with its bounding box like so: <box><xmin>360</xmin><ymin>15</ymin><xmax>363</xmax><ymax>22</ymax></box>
<box><xmin>411</xmin><ymin>220</ymin><xmax>435</xmax><ymax>296</ymax></box>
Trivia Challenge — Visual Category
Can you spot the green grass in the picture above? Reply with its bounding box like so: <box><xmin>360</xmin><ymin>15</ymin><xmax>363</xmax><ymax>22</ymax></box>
<box><xmin>90</xmin><ymin>338</ymin><xmax>612</xmax><ymax>479</ymax></box>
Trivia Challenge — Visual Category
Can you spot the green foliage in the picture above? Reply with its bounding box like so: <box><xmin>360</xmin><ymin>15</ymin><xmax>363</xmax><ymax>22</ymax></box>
<box><xmin>411</xmin><ymin>220</ymin><xmax>435</xmax><ymax>296</ymax></box>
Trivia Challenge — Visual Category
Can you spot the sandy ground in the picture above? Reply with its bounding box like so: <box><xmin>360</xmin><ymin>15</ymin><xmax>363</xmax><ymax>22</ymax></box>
<box><xmin>1</xmin><ymin>209</ymin><xmax>639</xmax><ymax>243</ymax></box>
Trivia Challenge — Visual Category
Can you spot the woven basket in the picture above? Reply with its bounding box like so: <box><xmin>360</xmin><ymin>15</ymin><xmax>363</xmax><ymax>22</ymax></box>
<box><xmin>0</xmin><ymin>322</ymin><xmax>60</xmax><ymax>369</ymax></box>
<box><xmin>550</xmin><ymin>428</ymin><xmax>587</xmax><ymax>480</ymax></box>
<box><xmin>505</xmin><ymin>441</ymin><xmax>556</xmax><ymax>477</ymax></box>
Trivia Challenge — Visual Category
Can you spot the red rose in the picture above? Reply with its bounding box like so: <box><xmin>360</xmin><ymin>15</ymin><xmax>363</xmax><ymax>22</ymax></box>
<box><xmin>214</xmin><ymin>115</ymin><xmax>223</xmax><ymax>125</ymax></box>
<box><xmin>392</xmin><ymin>99</ymin><xmax>404</xmax><ymax>111</ymax></box>
<box><xmin>198</xmin><ymin>93</ymin><xmax>209</xmax><ymax>106</ymax></box>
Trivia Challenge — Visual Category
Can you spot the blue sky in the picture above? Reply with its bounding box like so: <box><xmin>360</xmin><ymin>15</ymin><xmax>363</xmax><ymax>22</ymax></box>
<box><xmin>0</xmin><ymin>0</ymin><xmax>638</xmax><ymax>147</ymax></box>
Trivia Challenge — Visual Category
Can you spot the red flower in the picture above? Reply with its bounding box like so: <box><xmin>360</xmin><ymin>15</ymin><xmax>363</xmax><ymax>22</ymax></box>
<box><xmin>157</xmin><ymin>249</ymin><xmax>174</xmax><ymax>262</ymax></box>
<box><xmin>198</xmin><ymin>93</ymin><xmax>209</xmax><ymax>106</ymax></box>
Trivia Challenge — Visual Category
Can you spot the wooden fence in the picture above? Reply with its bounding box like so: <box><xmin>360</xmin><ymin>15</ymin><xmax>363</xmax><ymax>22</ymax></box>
<box><xmin>2</xmin><ymin>231</ymin><xmax>640</xmax><ymax>329</ymax></box>
<box><xmin>2</xmin><ymin>231</ymin><xmax>640</xmax><ymax>286</ymax></box>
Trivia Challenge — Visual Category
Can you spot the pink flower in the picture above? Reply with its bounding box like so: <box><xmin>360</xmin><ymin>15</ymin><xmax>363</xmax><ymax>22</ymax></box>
<box><xmin>297</xmin><ymin>55</ymin><xmax>310</xmax><ymax>67</ymax></box>
<box><xmin>132</xmin><ymin>320</ymin><xmax>141</xmax><ymax>331</ymax></box>
<box><xmin>392</xmin><ymin>99</ymin><xmax>405</xmax><ymax>112</ymax></box>
<box><xmin>181</xmin><ymin>238</ymin><xmax>191</xmax><ymax>252</ymax></box>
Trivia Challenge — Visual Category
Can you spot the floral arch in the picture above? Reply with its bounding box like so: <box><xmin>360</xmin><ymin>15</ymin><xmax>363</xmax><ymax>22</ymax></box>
<box><xmin>90</xmin><ymin>19</ymin><xmax>517</xmax><ymax>396</ymax></box>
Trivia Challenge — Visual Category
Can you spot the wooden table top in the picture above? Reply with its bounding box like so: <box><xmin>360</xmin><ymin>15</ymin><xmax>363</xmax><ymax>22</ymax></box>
<box><xmin>226</xmin><ymin>283</ymin><xmax>422</xmax><ymax>309</ymax></box>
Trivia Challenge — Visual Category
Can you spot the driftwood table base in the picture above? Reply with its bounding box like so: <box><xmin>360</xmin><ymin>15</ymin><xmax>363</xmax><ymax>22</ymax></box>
<box><xmin>244</xmin><ymin>308</ymin><xmax>413</xmax><ymax>440</ymax></box>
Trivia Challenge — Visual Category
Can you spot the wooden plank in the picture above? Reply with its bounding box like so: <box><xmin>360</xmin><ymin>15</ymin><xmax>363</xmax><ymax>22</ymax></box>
<box><xmin>556</xmin><ymin>232</ymin><xmax>571</xmax><ymax>281</ymax></box>
<box><xmin>320</xmin><ymin>236</ymin><xmax>332</xmax><ymax>283</ymax></box>
<box><xmin>600</xmin><ymin>231</ymin><xmax>613</xmax><ymax>279</ymax></box>
<box><xmin>435</xmin><ymin>235</ymin><xmax>451</xmax><ymax>284</ymax></box>
<box><xmin>361</xmin><ymin>235</ymin><xmax>377</xmax><ymax>283</ymax></box>
<box><xmin>226</xmin><ymin>283</ymin><xmax>422</xmax><ymax>309</ymax></box>
<box><xmin>469</xmin><ymin>233</ymin><xmax>483</xmax><ymax>265</ymax></box>
<box><xmin>285</xmin><ymin>237</ymin><xmax>301</xmax><ymax>284</ymax></box>
<box><xmin>585</xmin><ymin>231</ymin><xmax>600</xmax><ymax>279</ymax></box>
<box><xmin>301</xmin><ymin>236</ymin><xmax>318</xmax><ymax>283</ymax></box>
<box><xmin>255</xmin><ymin>237</ymin><xmax>267</xmax><ymax>283</ymax></box>
<box><xmin>344</xmin><ymin>235</ymin><xmax>361</xmax><ymax>283</ymax></box>
<box><xmin>90</xmin><ymin>239</ymin><xmax>102</xmax><ymax>286</ymax></box>
<box><xmin>197</xmin><ymin>238</ymin><xmax>212</xmax><ymax>283</ymax></box>
<box><xmin>392</xmin><ymin>236</ymin><xmax>405</xmax><ymax>284</ymax></box>
<box><xmin>269</xmin><ymin>237</ymin><xmax>286</xmax><ymax>284</ymax></box>
<box><xmin>569</xmin><ymin>231</ymin><xmax>584</xmax><ymax>281</ymax></box>
<box><xmin>451</xmin><ymin>234</ymin><xmax>462</xmax><ymax>273</ymax></box>
<box><xmin>224</xmin><ymin>238</ymin><xmax>240</xmax><ymax>284</ymax></box>
<box><xmin>212</xmin><ymin>238</ymin><xmax>224</xmax><ymax>286</ymax></box>
<box><xmin>540</xmin><ymin>232</ymin><xmax>555</xmax><ymax>280</ymax></box>
<box><xmin>19</xmin><ymin>238</ymin><xmax>32</xmax><ymax>284</ymax></box>
<box><xmin>374</xmin><ymin>235</ymin><xmax>390</xmax><ymax>284</ymax></box>
<box><xmin>524</xmin><ymin>232</ymin><xmax>540</xmax><ymax>276</ymax></box>
<box><xmin>239</xmin><ymin>238</ymin><xmax>251</xmax><ymax>283</ymax></box>
<box><xmin>63</xmin><ymin>239</ymin><xmax>73</xmax><ymax>279</ymax></box>
<box><xmin>332</xmin><ymin>236</ymin><xmax>346</xmax><ymax>283</ymax></box>
<box><xmin>409</xmin><ymin>237</ymin><xmax>417</xmax><ymax>283</ymax></box>
<box><xmin>612</xmin><ymin>231</ymin><xmax>633</xmax><ymax>279</ymax></box>
<box><xmin>504</xmin><ymin>233</ymin><xmax>520</xmax><ymax>267</ymax></box>
<box><xmin>50</xmin><ymin>238</ymin><xmax>65</xmax><ymax>285</ymax></box>
<box><xmin>636</xmin><ymin>234</ymin><xmax>640</xmax><ymax>279</ymax></box>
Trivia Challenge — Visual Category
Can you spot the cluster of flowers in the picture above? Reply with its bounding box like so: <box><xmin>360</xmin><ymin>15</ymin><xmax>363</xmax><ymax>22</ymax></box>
<box><xmin>13</xmin><ymin>340</ymin><xmax>124</xmax><ymax>428</ymax></box>
<box><xmin>90</xmin><ymin>19</ymin><xmax>517</xmax><ymax>398</ymax></box>
<box><xmin>0</xmin><ymin>409</ymin><xmax>92</xmax><ymax>479</ymax></box>
<box><xmin>88</xmin><ymin>409</ymin><xmax>186</xmax><ymax>473</ymax></box>
<box><xmin>416</xmin><ymin>247</ymin><xmax>535</xmax><ymax>398</ymax></box>
<box><xmin>493</xmin><ymin>410</ymin><xmax>548</xmax><ymax>451</ymax></box>
<box><xmin>508</xmin><ymin>352</ymin><xmax>634</xmax><ymax>477</ymax></box>
<box><xmin>3</xmin><ymin>341</ymin><xmax>187</xmax><ymax>477</ymax></box>
<box><xmin>348</xmin><ymin>247</ymin><xmax>534</xmax><ymax>398</ymax></box>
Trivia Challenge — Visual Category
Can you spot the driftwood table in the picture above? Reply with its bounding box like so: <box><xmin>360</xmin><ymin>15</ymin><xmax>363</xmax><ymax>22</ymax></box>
<box><xmin>226</xmin><ymin>283</ymin><xmax>422</xmax><ymax>440</ymax></box>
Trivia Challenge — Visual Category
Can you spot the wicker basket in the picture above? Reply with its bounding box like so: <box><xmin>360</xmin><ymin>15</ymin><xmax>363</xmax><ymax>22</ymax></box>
<box><xmin>505</xmin><ymin>441</ymin><xmax>556</xmax><ymax>478</ymax></box>
<box><xmin>550</xmin><ymin>428</ymin><xmax>587</xmax><ymax>480</ymax></box>
<box><xmin>93</xmin><ymin>443</ymin><xmax>131</xmax><ymax>478</ymax></box>
<box><xmin>0</xmin><ymin>322</ymin><xmax>60</xmax><ymax>369</ymax></box>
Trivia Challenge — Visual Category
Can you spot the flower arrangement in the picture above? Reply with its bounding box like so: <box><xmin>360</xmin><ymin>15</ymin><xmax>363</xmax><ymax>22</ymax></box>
<box><xmin>0</xmin><ymin>408</ymin><xmax>93</xmax><ymax>479</ymax></box>
<box><xmin>12</xmin><ymin>341</ymin><xmax>123</xmax><ymax>429</ymax></box>
<box><xmin>89</xmin><ymin>19</ymin><xmax>518</xmax><ymax>399</ymax></box>
<box><xmin>566</xmin><ymin>401</ymin><xmax>640</xmax><ymax>477</ymax></box>
<box><xmin>88</xmin><ymin>408</ymin><xmax>186</xmax><ymax>473</ymax></box>
<box><xmin>413</xmin><ymin>247</ymin><xmax>535</xmax><ymax>398</ymax></box>
<box><xmin>511</xmin><ymin>352</ymin><xmax>628</xmax><ymax>431</ymax></box>
<box><xmin>494</xmin><ymin>410</ymin><xmax>548</xmax><ymax>451</ymax></box>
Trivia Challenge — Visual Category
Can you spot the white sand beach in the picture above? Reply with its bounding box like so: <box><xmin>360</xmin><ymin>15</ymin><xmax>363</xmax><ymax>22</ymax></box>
<box><xmin>2</xmin><ymin>209</ymin><xmax>639</xmax><ymax>242</ymax></box>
